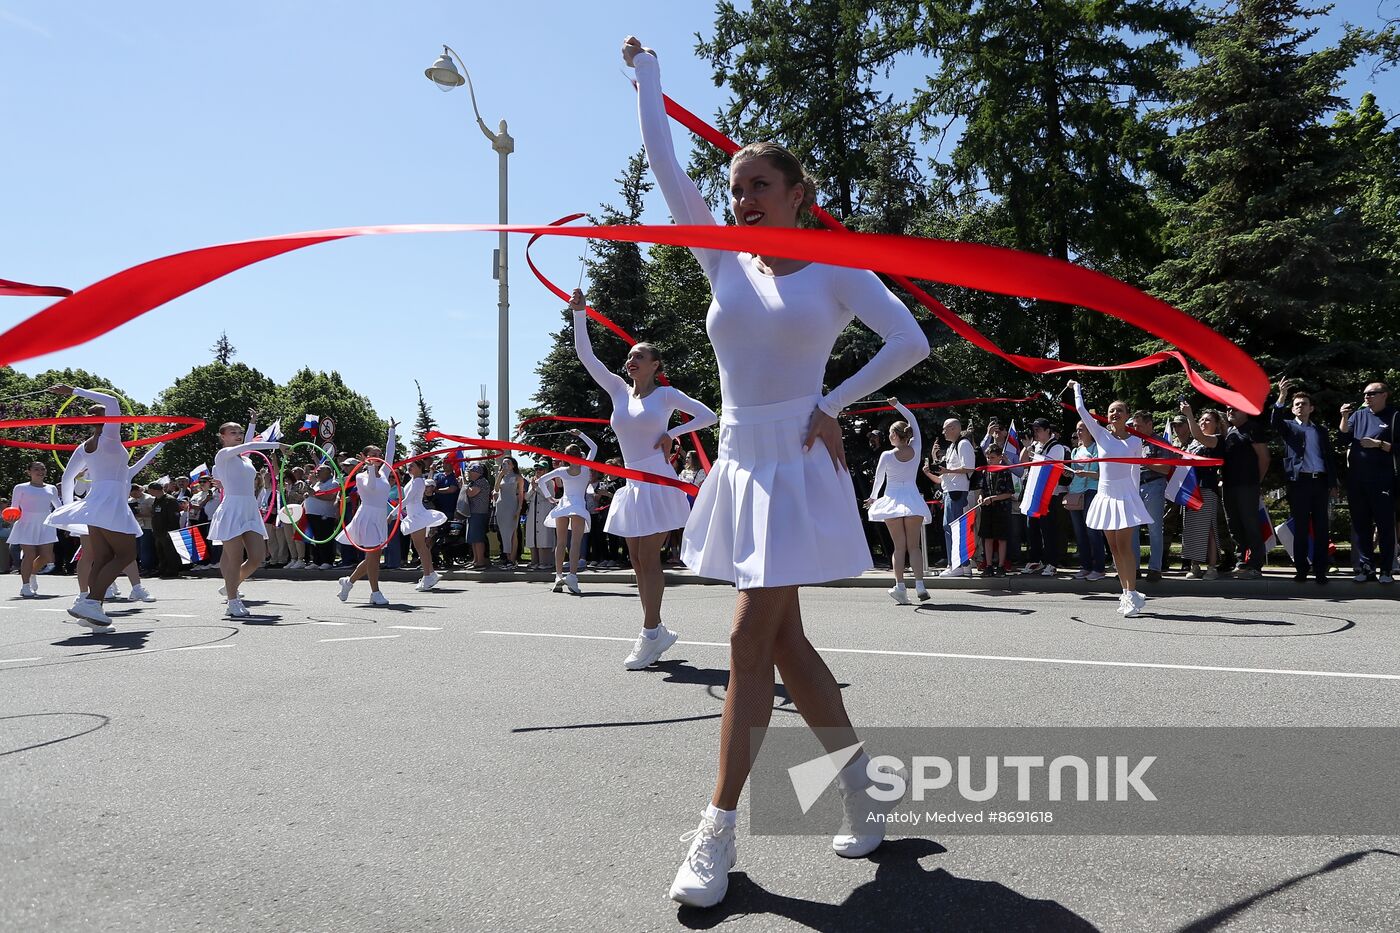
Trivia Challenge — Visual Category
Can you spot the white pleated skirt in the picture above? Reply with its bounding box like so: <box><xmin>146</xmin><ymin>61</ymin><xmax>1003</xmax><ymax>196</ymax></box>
<box><xmin>605</xmin><ymin>452</ymin><xmax>691</xmax><ymax>538</ymax></box>
<box><xmin>682</xmin><ymin>395</ymin><xmax>872</xmax><ymax>590</ymax></box>
<box><xmin>867</xmin><ymin>481</ymin><xmax>931</xmax><ymax>523</ymax></box>
<box><xmin>46</xmin><ymin>480</ymin><xmax>140</xmax><ymax>537</ymax></box>
<box><xmin>11</xmin><ymin>514</ymin><xmax>60</xmax><ymax>546</ymax></box>
<box><xmin>337</xmin><ymin>503</ymin><xmax>391</xmax><ymax>550</ymax></box>
<box><xmin>546</xmin><ymin>494</ymin><xmax>592</xmax><ymax>530</ymax></box>
<box><xmin>400</xmin><ymin>504</ymin><xmax>447</xmax><ymax>535</ymax></box>
<box><xmin>1087</xmin><ymin>482</ymin><xmax>1154</xmax><ymax>531</ymax></box>
<box><xmin>209</xmin><ymin>494</ymin><xmax>269</xmax><ymax>544</ymax></box>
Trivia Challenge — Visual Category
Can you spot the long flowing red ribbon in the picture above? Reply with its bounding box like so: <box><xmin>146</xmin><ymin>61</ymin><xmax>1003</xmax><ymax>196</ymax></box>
<box><xmin>0</xmin><ymin>222</ymin><xmax>1267</xmax><ymax>414</ymax></box>
<box><xmin>427</xmin><ymin>429</ymin><xmax>700</xmax><ymax>496</ymax></box>
<box><xmin>514</xmin><ymin>415</ymin><xmax>612</xmax><ymax>432</ymax></box>
<box><xmin>846</xmin><ymin>395</ymin><xmax>1045</xmax><ymax>417</ymax></box>
<box><xmin>655</xmin><ymin>92</ymin><xmax>1252</xmax><ymax>405</ymax></box>
<box><xmin>0</xmin><ymin>277</ymin><xmax>72</xmax><ymax>298</ymax></box>
<box><xmin>525</xmin><ymin>213</ymin><xmax>714</xmax><ymax>472</ymax></box>
<box><xmin>0</xmin><ymin>415</ymin><xmax>205</xmax><ymax>450</ymax></box>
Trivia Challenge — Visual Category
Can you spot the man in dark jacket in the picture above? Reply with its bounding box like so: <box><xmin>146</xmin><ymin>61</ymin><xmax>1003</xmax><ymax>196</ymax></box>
<box><xmin>1270</xmin><ymin>379</ymin><xmax>1337</xmax><ymax>583</ymax></box>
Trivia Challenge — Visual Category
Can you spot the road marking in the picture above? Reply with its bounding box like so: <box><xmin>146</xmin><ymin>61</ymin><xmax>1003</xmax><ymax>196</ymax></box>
<box><xmin>172</xmin><ymin>644</ymin><xmax>236</xmax><ymax>651</ymax></box>
<box><xmin>319</xmin><ymin>635</ymin><xmax>401</xmax><ymax>643</ymax></box>
<box><xmin>0</xmin><ymin>657</ymin><xmax>42</xmax><ymax>663</ymax></box>
<box><xmin>0</xmin><ymin>606</ymin><xmax>16</xmax><ymax>610</ymax></box>
<box><xmin>389</xmin><ymin>625</ymin><xmax>442</xmax><ymax>631</ymax></box>
<box><xmin>309</xmin><ymin>620</ymin><xmax>350</xmax><ymax>626</ymax></box>
<box><xmin>157</xmin><ymin>613</ymin><xmax>199</xmax><ymax>619</ymax></box>
<box><xmin>34</xmin><ymin>608</ymin><xmax>70</xmax><ymax>613</ymax></box>
<box><xmin>477</xmin><ymin>630</ymin><xmax>1400</xmax><ymax>682</ymax></box>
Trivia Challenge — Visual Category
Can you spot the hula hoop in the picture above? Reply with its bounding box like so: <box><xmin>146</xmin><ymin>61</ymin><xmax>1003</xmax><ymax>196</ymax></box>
<box><xmin>279</xmin><ymin>439</ymin><xmax>346</xmax><ymax>544</ymax></box>
<box><xmin>0</xmin><ymin>415</ymin><xmax>204</xmax><ymax>453</ymax></box>
<box><xmin>49</xmin><ymin>391</ymin><xmax>140</xmax><ymax>470</ymax></box>
<box><xmin>338</xmin><ymin>456</ymin><xmax>403</xmax><ymax>553</ymax></box>
<box><xmin>248</xmin><ymin>448</ymin><xmax>277</xmax><ymax>523</ymax></box>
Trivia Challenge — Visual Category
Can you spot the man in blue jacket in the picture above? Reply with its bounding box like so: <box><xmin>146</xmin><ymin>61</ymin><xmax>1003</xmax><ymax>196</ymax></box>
<box><xmin>1271</xmin><ymin>379</ymin><xmax>1337</xmax><ymax>583</ymax></box>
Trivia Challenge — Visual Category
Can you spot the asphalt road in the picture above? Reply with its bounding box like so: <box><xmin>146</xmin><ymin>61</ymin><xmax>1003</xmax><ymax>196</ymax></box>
<box><xmin>2</xmin><ymin>575</ymin><xmax>1397</xmax><ymax>933</ymax></box>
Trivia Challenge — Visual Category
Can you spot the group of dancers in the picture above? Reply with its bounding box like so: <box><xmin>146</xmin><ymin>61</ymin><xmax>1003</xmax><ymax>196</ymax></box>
<box><xmin>4</xmin><ymin>34</ymin><xmax>1171</xmax><ymax>910</ymax></box>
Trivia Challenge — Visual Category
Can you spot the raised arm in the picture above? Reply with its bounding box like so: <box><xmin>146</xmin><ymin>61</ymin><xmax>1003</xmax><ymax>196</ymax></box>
<box><xmin>891</xmin><ymin>400</ymin><xmax>922</xmax><ymax>458</ymax></box>
<box><xmin>820</xmin><ymin>271</ymin><xmax>930</xmax><ymax>416</ymax></box>
<box><xmin>630</xmin><ymin>48</ymin><xmax>722</xmax><ymax>278</ymax></box>
<box><xmin>536</xmin><ymin>469</ymin><xmax>567</xmax><ymax>502</ymax></box>
<box><xmin>1072</xmin><ymin>383</ymin><xmax>1114</xmax><ymax>449</ymax></box>
<box><xmin>577</xmin><ymin>431</ymin><xmax>599</xmax><ymax>463</ymax></box>
<box><xmin>127</xmin><ymin>442</ymin><xmax>164</xmax><ymax>480</ymax></box>
<box><xmin>382</xmin><ymin>424</ymin><xmax>397</xmax><ymax>480</ymax></box>
<box><xmin>218</xmin><ymin>440</ymin><xmax>283</xmax><ymax>460</ymax></box>
<box><xmin>665</xmin><ymin>386</ymin><xmax>719</xmax><ymax>438</ymax></box>
<box><xmin>573</xmin><ymin>308</ymin><xmax>628</xmax><ymax>395</ymax></box>
<box><xmin>72</xmin><ymin>386</ymin><xmax>120</xmax><ymax>416</ymax></box>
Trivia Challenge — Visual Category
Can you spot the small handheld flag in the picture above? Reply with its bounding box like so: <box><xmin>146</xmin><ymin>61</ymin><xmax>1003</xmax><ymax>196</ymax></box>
<box><xmin>1258</xmin><ymin>501</ymin><xmax>1277</xmax><ymax>551</ymax></box>
<box><xmin>1004</xmin><ymin>420</ymin><xmax>1021</xmax><ymax>457</ymax></box>
<box><xmin>169</xmin><ymin>526</ymin><xmax>208</xmax><ymax>564</ymax></box>
<box><xmin>188</xmin><ymin>463</ymin><xmax>209</xmax><ymax>482</ymax></box>
<box><xmin>1020</xmin><ymin>461</ymin><xmax>1065</xmax><ymax>518</ymax></box>
<box><xmin>1165</xmin><ymin>465</ymin><xmax>1203</xmax><ymax>510</ymax></box>
<box><xmin>251</xmin><ymin>419</ymin><xmax>282</xmax><ymax>444</ymax></box>
<box><xmin>300</xmin><ymin>414</ymin><xmax>320</xmax><ymax>434</ymax></box>
<box><xmin>948</xmin><ymin>507</ymin><xmax>977</xmax><ymax>568</ymax></box>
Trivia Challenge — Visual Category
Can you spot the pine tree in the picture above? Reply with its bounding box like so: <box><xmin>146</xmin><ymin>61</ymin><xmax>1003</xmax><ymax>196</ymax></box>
<box><xmin>1147</xmin><ymin>0</ymin><xmax>1393</xmax><ymax>402</ymax></box>
<box><xmin>210</xmin><ymin>331</ymin><xmax>236</xmax><ymax>365</ymax></box>
<box><xmin>411</xmin><ymin>380</ymin><xmax>438</xmax><ymax>457</ymax></box>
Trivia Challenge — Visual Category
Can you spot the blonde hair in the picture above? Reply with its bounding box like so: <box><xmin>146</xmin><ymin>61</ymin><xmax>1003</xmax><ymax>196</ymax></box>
<box><xmin>889</xmin><ymin>420</ymin><xmax>914</xmax><ymax>443</ymax></box>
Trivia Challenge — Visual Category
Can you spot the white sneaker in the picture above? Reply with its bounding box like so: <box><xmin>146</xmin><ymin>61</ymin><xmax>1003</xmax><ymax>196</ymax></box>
<box><xmin>552</xmin><ymin>574</ymin><xmax>565</xmax><ymax>593</ymax></box>
<box><xmin>19</xmin><ymin>583</ymin><xmax>34</xmax><ymax>598</ymax></box>
<box><xmin>939</xmin><ymin>566</ymin><xmax>966</xmax><ymax>579</ymax></box>
<box><xmin>370</xmin><ymin>591</ymin><xmax>389</xmax><ymax>606</ymax></box>
<box><xmin>915</xmin><ymin>583</ymin><xmax>930</xmax><ymax>601</ymax></box>
<box><xmin>337</xmin><ymin>577</ymin><xmax>353</xmax><ymax>602</ymax></box>
<box><xmin>669</xmin><ymin>813</ymin><xmax>737</xmax><ymax>908</ymax></box>
<box><xmin>888</xmin><ymin>584</ymin><xmax>909</xmax><ymax>604</ymax></box>
<box><xmin>218</xmin><ymin>585</ymin><xmax>245</xmax><ymax>599</ymax></box>
<box><xmin>319</xmin><ymin>563</ymin><xmax>333</xmax><ymax>570</ymax></box>
<box><xmin>286</xmin><ymin>560</ymin><xmax>304</xmax><ymax>570</ymax></box>
<box><xmin>1128</xmin><ymin>590</ymin><xmax>1146</xmax><ymax>610</ymax></box>
<box><xmin>1022</xmin><ymin>562</ymin><xmax>1042</xmax><ymax>574</ymax></box>
<box><xmin>1086</xmin><ymin>571</ymin><xmax>1106</xmax><ymax>581</ymax></box>
<box><xmin>1353</xmin><ymin>571</ymin><xmax>1368</xmax><ymax>583</ymax></box>
<box><xmin>416</xmin><ymin>572</ymin><xmax>440</xmax><ymax>592</ymax></box>
<box><xmin>66</xmin><ymin>598</ymin><xmax>114</xmax><ymax>631</ymax></box>
<box><xmin>105</xmin><ymin>583</ymin><xmax>122</xmax><ymax>600</ymax></box>
<box><xmin>226</xmin><ymin>598</ymin><xmax>250</xmax><ymax>619</ymax></box>
<box><xmin>833</xmin><ymin>759</ymin><xmax>908</xmax><ymax>858</ymax></box>
<box><xmin>1041</xmin><ymin>565</ymin><xmax>1057</xmax><ymax>576</ymax></box>
<box><xmin>565</xmin><ymin>573</ymin><xmax>581</xmax><ymax>595</ymax></box>
<box><xmin>624</xmin><ymin>625</ymin><xmax>679</xmax><ymax>670</ymax></box>
<box><xmin>128</xmin><ymin>584</ymin><xmax>155</xmax><ymax>603</ymax></box>
<box><xmin>38</xmin><ymin>562</ymin><xmax>54</xmax><ymax>575</ymax></box>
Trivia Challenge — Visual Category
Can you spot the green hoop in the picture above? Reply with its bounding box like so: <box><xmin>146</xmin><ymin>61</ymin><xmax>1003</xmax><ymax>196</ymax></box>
<box><xmin>278</xmin><ymin>439</ymin><xmax>346</xmax><ymax>544</ymax></box>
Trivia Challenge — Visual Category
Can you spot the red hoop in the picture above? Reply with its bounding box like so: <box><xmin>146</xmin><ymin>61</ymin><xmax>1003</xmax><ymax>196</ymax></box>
<box><xmin>339</xmin><ymin>456</ymin><xmax>403</xmax><ymax>552</ymax></box>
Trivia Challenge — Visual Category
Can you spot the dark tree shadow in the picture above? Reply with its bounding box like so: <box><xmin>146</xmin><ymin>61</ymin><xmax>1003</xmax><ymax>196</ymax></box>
<box><xmin>677</xmin><ymin>838</ymin><xmax>1099</xmax><ymax>932</ymax></box>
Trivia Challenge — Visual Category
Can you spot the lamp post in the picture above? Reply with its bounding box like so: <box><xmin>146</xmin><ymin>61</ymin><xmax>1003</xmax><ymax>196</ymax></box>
<box><xmin>425</xmin><ymin>45</ymin><xmax>513</xmax><ymax>442</ymax></box>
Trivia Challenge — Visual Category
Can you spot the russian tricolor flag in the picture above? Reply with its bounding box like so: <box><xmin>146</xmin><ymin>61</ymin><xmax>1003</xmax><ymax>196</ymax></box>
<box><xmin>1274</xmin><ymin>517</ymin><xmax>1320</xmax><ymax>562</ymax></box>
<box><xmin>169</xmin><ymin>526</ymin><xmax>208</xmax><ymax>564</ymax></box>
<box><xmin>300</xmin><ymin>414</ymin><xmax>320</xmax><ymax>434</ymax></box>
<box><xmin>1005</xmin><ymin>421</ymin><xmax>1021</xmax><ymax>457</ymax></box>
<box><xmin>251</xmin><ymin>419</ymin><xmax>282</xmax><ymax>444</ymax></box>
<box><xmin>1165</xmin><ymin>465</ymin><xmax>1203</xmax><ymax>510</ymax></box>
<box><xmin>188</xmin><ymin>463</ymin><xmax>209</xmax><ymax>482</ymax></box>
<box><xmin>949</xmin><ymin>507</ymin><xmax>977</xmax><ymax>568</ymax></box>
<box><xmin>1257</xmin><ymin>501</ymin><xmax>1277</xmax><ymax>551</ymax></box>
<box><xmin>1020</xmin><ymin>462</ymin><xmax>1065</xmax><ymax>518</ymax></box>
<box><xmin>446</xmin><ymin>448</ymin><xmax>467</xmax><ymax>476</ymax></box>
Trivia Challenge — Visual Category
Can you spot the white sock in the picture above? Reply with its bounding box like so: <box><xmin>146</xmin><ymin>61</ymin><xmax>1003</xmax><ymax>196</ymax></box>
<box><xmin>642</xmin><ymin>627</ymin><xmax>659</xmax><ymax>640</ymax></box>
<box><xmin>704</xmin><ymin>803</ymin><xmax>737</xmax><ymax>828</ymax></box>
<box><xmin>837</xmin><ymin>751</ymin><xmax>873</xmax><ymax>793</ymax></box>
<box><xmin>892</xmin><ymin>582</ymin><xmax>905</xmax><ymax>589</ymax></box>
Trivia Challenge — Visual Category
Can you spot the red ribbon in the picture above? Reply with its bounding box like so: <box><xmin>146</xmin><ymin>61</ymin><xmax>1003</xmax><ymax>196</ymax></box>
<box><xmin>655</xmin><ymin>92</ymin><xmax>1258</xmax><ymax>409</ymax></box>
<box><xmin>0</xmin><ymin>221</ymin><xmax>1267</xmax><ymax>415</ymax></box>
<box><xmin>0</xmin><ymin>416</ymin><xmax>205</xmax><ymax>450</ymax></box>
<box><xmin>426</xmin><ymin>430</ymin><xmax>700</xmax><ymax>497</ymax></box>
<box><xmin>0</xmin><ymin>277</ymin><xmax>72</xmax><ymax>298</ymax></box>
<box><xmin>513</xmin><ymin>415</ymin><xmax>612</xmax><ymax>434</ymax></box>
<box><xmin>846</xmin><ymin>395</ymin><xmax>1045</xmax><ymax>417</ymax></box>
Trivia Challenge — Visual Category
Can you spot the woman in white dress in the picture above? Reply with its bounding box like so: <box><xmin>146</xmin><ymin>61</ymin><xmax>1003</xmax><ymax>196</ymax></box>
<box><xmin>56</xmin><ymin>440</ymin><xmax>164</xmax><ymax>605</ymax></box>
<box><xmin>400</xmin><ymin>456</ymin><xmax>447</xmax><ymax>591</ymax></box>
<box><xmin>336</xmin><ymin>421</ymin><xmax>398</xmax><ymax>606</ymax></box>
<box><xmin>42</xmin><ymin>385</ymin><xmax>146</xmax><ymax>631</ymax></box>
<box><xmin>864</xmin><ymin>398</ymin><xmax>932</xmax><ymax>604</ymax></box>
<box><xmin>570</xmin><ymin>288</ymin><xmax>719</xmax><ymax>668</ymax></box>
<box><xmin>534</xmin><ymin>430</ymin><xmax>598</xmax><ymax>596</ymax></box>
<box><xmin>1069</xmin><ymin>381</ymin><xmax>1153</xmax><ymax>616</ymax></box>
<box><xmin>625</xmin><ymin>37</ymin><xmax>930</xmax><ymax>908</ymax></box>
<box><xmin>209</xmin><ymin>411</ymin><xmax>286</xmax><ymax>619</ymax></box>
<box><xmin>523</xmin><ymin>464</ymin><xmax>557</xmax><ymax>569</ymax></box>
<box><xmin>9</xmin><ymin>460</ymin><xmax>61</xmax><ymax>598</ymax></box>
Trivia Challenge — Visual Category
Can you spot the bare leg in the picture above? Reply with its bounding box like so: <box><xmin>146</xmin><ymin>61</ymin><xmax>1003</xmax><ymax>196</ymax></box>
<box><xmin>569</xmin><ymin>518</ymin><xmax>586</xmax><ymax>571</ymax></box>
<box><xmin>236</xmin><ymin>532</ymin><xmax>266</xmax><ymax>587</ymax></box>
<box><xmin>885</xmin><ymin>519</ymin><xmax>907</xmax><ymax>585</ymax></box>
<box><xmin>553</xmin><ymin>518</ymin><xmax>569</xmax><ymax>576</ymax></box>
<box><xmin>1104</xmin><ymin>527</ymin><xmax>1137</xmax><ymax>593</ymax></box>
<box><xmin>626</xmin><ymin>531</ymin><xmax>670</xmax><ymax>630</ymax></box>
<box><xmin>904</xmin><ymin>517</ymin><xmax>926</xmax><ymax>581</ymax></box>
<box><xmin>220</xmin><ymin>536</ymin><xmax>246</xmax><ymax>598</ymax></box>
<box><xmin>87</xmin><ymin>528</ymin><xmax>136</xmax><ymax>606</ymax></box>
<box><xmin>412</xmin><ymin>530</ymin><xmax>436</xmax><ymax>576</ymax></box>
<box><xmin>367</xmin><ymin>550</ymin><xmax>381</xmax><ymax>593</ymax></box>
<box><xmin>75</xmin><ymin>537</ymin><xmax>91</xmax><ymax>592</ymax></box>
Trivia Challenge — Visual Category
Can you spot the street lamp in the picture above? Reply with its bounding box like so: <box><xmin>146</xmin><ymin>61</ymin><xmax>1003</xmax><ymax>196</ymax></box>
<box><xmin>425</xmin><ymin>44</ymin><xmax>514</xmax><ymax>442</ymax></box>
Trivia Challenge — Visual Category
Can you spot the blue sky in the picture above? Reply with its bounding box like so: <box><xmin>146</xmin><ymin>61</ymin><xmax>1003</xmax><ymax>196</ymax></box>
<box><xmin>2</xmin><ymin>1</ymin><xmax>1395</xmax><ymax>438</ymax></box>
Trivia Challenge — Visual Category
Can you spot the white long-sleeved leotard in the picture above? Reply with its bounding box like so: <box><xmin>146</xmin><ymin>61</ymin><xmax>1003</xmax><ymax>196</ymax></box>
<box><xmin>869</xmin><ymin>401</ymin><xmax>923</xmax><ymax>500</ymax></box>
<box><xmin>1073</xmin><ymin>385</ymin><xmax>1140</xmax><ymax>495</ymax></box>
<box><xmin>537</xmin><ymin>432</ymin><xmax>599</xmax><ymax>517</ymax></box>
<box><xmin>44</xmin><ymin>388</ymin><xmax>144</xmax><ymax>536</ymax></box>
<box><xmin>634</xmin><ymin>52</ymin><xmax>929</xmax><ymax>418</ymax></box>
<box><xmin>573</xmin><ymin>308</ymin><xmax>718</xmax><ymax>466</ymax></box>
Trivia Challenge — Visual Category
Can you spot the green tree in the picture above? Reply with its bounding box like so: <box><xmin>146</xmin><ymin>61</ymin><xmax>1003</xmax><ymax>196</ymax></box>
<box><xmin>906</xmin><ymin>0</ymin><xmax>1197</xmax><ymax>371</ymax></box>
<box><xmin>154</xmin><ymin>363</ymin><xmax>278</xmax><ymax>473</ymax></box>
<box><xmin>411</xmin><ymin>380</ymin><xmax>439</xmax><ymax>458</ymax></box>
<box><xmin>1147</xmin><ymin>0</ymin><xmax>1395</xmax><ymax>405</ymax></box>
<box><xmin>276</xmin><ymin>368</ymin><xmax>388</xmax><ymax>464</ymax></box>
<box><xmin>210</xmin><ymin>331</ymin><xmax>236</xmax><ymax>365</ymax></box>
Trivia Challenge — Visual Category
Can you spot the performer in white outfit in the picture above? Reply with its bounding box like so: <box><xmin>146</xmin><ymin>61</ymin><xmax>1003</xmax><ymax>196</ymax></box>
<box><xmin>863</xmin><ymin>399</ymin><xmax>931</xmax><ymax>603</ymax></box>
<box><xmin>56</xmin><ymin>440</ymin><xmax>164</xmax><ymax>605</ymax></box>
<box><xmin>535</xmin><ymin>430</ymin><xmax>598</xmax><ymax>596</ymax></box>
<box><xmin>9</xmin><ymin>461</ymin><xmax>61</xmax><ymax>598</ymax></box>
<box><xmin>570</xmin><ymin>288</ymin><xmax>719</xmax><ymax>668</ymax></box>
<box><xmin>626</xmin><ymin>37</ymin><xmax>930</xmax><ymax>908</ymax></box>
<box><xmin>1070</xmin><ymin>380</ymin><xmax>1153</xmax><ymax>616</ymax></box>
<box><xmin>337</xmin><ymin>421</ymin><xmax>399</xmax><ymax>606</ymax></box>
<box><xmin>209</xmin><ymin>410</ymin><xmax>285</xmax><ymax>618</ymax></box>
<box><xmin>43</xmin><ymin>385</ymin><xmax>145</xmax><ymax>631</ymax></box>
<box><xmin>400</xmin><ymin>457</ymin><xmax>447</xmax><ymax>591</ymax></box>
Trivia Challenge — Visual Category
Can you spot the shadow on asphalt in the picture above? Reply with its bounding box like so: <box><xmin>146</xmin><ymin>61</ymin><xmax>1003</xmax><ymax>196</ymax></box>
<box><xmin>676</xmin><ymin>838</ymin><xmax>1099</xmax><ymax>932</ymax></box>
<box><xmin>53</xmin><ymin>630</ymin><xmax>151</xmax><ymax>651</ymax></box>
<box><xmin>914</xmin><ymin>603</ymin><xmax>1035</xmax><ymax>615</ymax></box>
<box><xmin>0</xmin><ymin>712</ymin><xmax>111</xmax><ymax>758</ymax></box>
